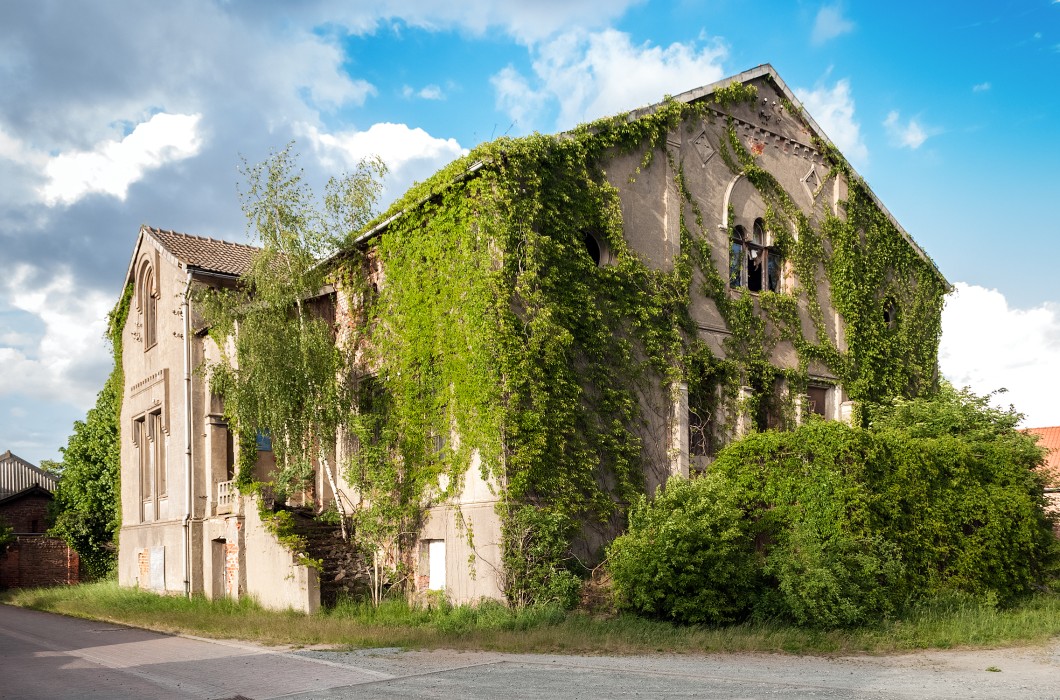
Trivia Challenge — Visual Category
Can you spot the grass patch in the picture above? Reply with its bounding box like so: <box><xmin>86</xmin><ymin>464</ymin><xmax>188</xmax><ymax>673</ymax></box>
<box><xmin>3</xmin><ymin>582</ymin><xmax>1059</xmax><ymax>655</ymax></box>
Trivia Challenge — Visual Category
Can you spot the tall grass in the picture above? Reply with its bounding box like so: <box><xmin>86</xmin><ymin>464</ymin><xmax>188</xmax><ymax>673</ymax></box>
<box><xmin>3</xmin><ymin>582</ymin><xmax>1058</xmax><ymax>655</ymax></box>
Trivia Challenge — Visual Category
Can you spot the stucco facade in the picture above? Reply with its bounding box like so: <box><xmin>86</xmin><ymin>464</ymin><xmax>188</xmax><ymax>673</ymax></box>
<box><xmin>117</xmin><ymin>228</ymin><xmax>322</xmax><ymax>611</ymax></box>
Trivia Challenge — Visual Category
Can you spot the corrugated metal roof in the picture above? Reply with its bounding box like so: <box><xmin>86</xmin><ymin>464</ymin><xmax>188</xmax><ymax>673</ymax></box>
<box><xmin>0</xmin><ymin>451</ymin><xmax>57</xmax><ymax>498</ymax></box>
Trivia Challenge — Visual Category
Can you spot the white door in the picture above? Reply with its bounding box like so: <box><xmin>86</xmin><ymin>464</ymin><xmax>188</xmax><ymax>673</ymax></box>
<box><xmin>428</xmin><ymin>539</ymin><xmax>446</xmax><ymax>591</ymax></box>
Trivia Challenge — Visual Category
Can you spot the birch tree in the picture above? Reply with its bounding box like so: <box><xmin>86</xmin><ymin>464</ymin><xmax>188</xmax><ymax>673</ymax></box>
<box><xmin>201</xmin><ymin>144</ymin><xmax>385</xmax><ymax>539</ymax></box>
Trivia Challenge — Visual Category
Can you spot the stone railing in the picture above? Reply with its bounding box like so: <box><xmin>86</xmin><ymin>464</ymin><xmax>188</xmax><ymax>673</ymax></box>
<box><xmin>217</xmin><ymin>480</ymin><xmax>236</xmax><ymax>515</ymax></box>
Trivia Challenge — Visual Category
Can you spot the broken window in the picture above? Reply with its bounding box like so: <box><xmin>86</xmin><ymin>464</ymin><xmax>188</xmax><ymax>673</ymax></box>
<box><xmin>729</xmin><ymin>226</ymin><xmax>745</xmax><ymax>288</ymax></box>
<box><xmin>731</xmin><ymin>219</ymin><xmax>782</xmax><ymax>292</ymax></box>
<box><xmin>883</xmin><ymin>297</ymin><xmax>899</xmax><ymax>330</ymax></box>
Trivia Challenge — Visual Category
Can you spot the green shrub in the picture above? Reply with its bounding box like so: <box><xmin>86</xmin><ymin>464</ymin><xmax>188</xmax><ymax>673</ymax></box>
<box><xmin>501</xmin><ymin>505</ymin><xmax>584</xmax><ymax>609</ymax></box>
<box><xmin>609</xmin><ymin>386</ymin><xmax>1059</xmax><ymax>628</ymax></box>
<box><xmin>765</xmin><ymin>528</ymin><xmax>905</xmax><ymax>628</ymax></box>
<box><xmin>608</xmin><ymin>473</ymin><xmax>759</xmax><ymax>624</ymax></box>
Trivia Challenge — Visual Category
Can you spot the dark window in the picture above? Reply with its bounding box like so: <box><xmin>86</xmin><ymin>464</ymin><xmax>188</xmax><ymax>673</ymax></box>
<box><xmin>806</xmin><ymin>386</ymin><xmax>828</xmax><ymax>418</ymax></box>
<box><xmin>730</xmin><ymin>226</ymin><xmax>746</xmax><ymax>288</ymax></box>
<box><xmin>732</xmin><ymin>220</ymin><xmax>782</xmax><ymax>292</ymax></box>
<box><xmin>584</xmin><ymin>232</ymin><xmax>602</xmax><ymax>266</ymax></box>
<box><xmin>883</xmin><ymin>297</ymin><xmax>899</xmax><ymax>330</ymax></box>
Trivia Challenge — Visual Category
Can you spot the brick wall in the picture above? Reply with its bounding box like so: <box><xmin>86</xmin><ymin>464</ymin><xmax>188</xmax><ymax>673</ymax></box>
<box><xmin>0</xmin><ymin>536</ymin><xmax>79</xmax><ymax>588</ymax></box>
<box><xmin>0</xmin><ymin>494</ymin><xmax>51</xmax><ymax>533</ymax></box>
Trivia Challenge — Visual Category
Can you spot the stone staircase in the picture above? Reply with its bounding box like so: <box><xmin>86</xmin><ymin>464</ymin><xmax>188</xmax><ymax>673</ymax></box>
<box><xmin>284</xmin><ymin>507</ymin><xmax>370</xmax><ymax>607</ymax></box>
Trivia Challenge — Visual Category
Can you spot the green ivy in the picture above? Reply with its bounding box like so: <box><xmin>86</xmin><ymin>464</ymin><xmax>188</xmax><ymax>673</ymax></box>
<box><xmin>339</xmin><ymin>76</ymin><xmax>945</xmax><ymax>606</ymax></box>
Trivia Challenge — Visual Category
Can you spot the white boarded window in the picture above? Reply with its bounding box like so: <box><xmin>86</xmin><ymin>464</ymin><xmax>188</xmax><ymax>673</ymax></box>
<box><xmin>428</xmin><ymin>539</ymin><xmax>446</xmax><ymax>591</ymax></box>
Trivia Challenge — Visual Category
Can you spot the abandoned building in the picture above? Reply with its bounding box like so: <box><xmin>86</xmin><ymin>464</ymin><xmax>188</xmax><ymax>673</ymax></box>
<box><xmin>0</xmin><ymin>451</ymin><xmax>80</xmax><ymax>588</ymax></box>
<box><xmin>115</xmin><ymin>64</ymin><xmax>948</xmax><ymax>611</ymax></box>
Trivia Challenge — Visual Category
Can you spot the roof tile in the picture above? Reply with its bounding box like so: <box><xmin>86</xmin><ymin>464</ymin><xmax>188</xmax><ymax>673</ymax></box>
<box><xmin>146</xmin><ymin>226</ymin><xmax>260</xmax><ymax>277</ymax></box>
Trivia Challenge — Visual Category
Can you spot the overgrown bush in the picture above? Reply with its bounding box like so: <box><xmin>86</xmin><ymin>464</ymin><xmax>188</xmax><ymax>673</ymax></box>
<box><xmin>501</xmin><ymin>505</ymin><xmax>584</xmax><ymax>609</ymax></box>
<box><xmin>608</xmin><ymin>473</ymin><xmax>759</xmax><ymax>624</ymax></box>
<box><xmin>608</xmin><ymin>386</ymin><xmax>1059</xmax><ymax>628</ymax></box>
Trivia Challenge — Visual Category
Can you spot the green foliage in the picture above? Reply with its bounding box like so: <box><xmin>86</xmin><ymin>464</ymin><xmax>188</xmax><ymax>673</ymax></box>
<box><xmin>608</xmin><ymin>388</ymin><xmax>1059</xmax><ymax>628</ymax></box>
<box><xmin>609</xmin><ymin>473</ymin><xmax>759</xmax><ymax>624</ymax></box>
<box><xmin>49</xmin><ymin>282</ymin><xmax>132</xmax><ymax>579</ymax></box>
<box><xmin>340</xmin><ymin>74</ymin><xmax>947</xmax><ymax>606</ymax></box>
<box><xmin>0</xmin><ymin>517</ymin><xmax>14</xmax><ymax>549</ymax></box>
<box><xmin>200</xmin><ymin>144</ymin><xmax>385</xmax><ymax>510</ymax></box>
<box><xmin>500</xmin><ymin>505</ymin><xmax>584</xmax><ymax>609</ymax></box>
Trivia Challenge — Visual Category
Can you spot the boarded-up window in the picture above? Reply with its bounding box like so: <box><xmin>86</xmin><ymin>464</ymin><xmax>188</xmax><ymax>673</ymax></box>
<box><xmin>428</xmin><ymin>539</ymin><xmax>446</xmax><ymax>591</ymax></box>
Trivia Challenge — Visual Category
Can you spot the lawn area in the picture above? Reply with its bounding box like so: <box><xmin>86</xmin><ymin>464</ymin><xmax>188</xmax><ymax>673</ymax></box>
<box><xmin>3</xmin><ymin>581</ymin><xmax>1060</xmax><ymax>655</ymax></box>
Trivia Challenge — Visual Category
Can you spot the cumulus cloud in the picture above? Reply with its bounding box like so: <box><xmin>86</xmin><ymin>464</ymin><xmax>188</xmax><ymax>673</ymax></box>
<box><xmin>40</xmin><ymin>112</ymin><xmax>203</xmax><ymax>206</ymax></box>
<box><xmin>794</xmin><ymin>79</ymin><xmax>868</xmax><ymax>166</ymax></box>
<box><xmin>940</xmin><ymin>283</ymin><xmax>1060</xmax><ymax>427</ymax></box>
<box><xmin>0</xmin><ymin>266</ymin><xmax>113</xmax><ymax>409</ymax></box>
<box><xmin>973</xmin><ymin>82</ymin><xmax>991</xmax><ymax>92</ymax></box>
<box><xmin>296</xmin><ymin>121</ymin><xmax>467</xmax><ymax>199</ymax></box>
<box><xmin>493</xmin><ymin>29</ymin><xmax>727</xmax><ymax>132</ymax></box>
<box><xmin>811</xmin><ymin>4</ymin><xmax>855</xmax><ymax>45</ymax></box>
<box><xmin>883</xmin><ymin>110</ymin><xmax>933</xmax><ymax>149</ymax></box>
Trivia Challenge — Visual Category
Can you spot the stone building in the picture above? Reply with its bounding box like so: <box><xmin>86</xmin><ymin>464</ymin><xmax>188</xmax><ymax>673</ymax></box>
<box><xmin>115</xmin><ymin>65</ymin><xmax>948</xmax><ymax>610</ymax></box>
<box><xmin>116</xmin><ymin>228</ymin><xmax>320</xmax><ymax>610</ymax></box>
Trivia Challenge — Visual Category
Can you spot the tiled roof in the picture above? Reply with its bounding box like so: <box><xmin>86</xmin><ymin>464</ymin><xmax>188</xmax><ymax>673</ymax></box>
<box><xmin>1024</xmin><ymin>426</ymin><xmax>1060</xmax><ymax>487</ymax></box>
<box><xmin>146</xmin><ymin>226</ymin><xmax>260</xmax><ymax>277</ymax></box>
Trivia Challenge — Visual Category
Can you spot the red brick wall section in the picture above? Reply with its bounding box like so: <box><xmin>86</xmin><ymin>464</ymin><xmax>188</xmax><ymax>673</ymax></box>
<box><xmin>225</xmin><ymin>541</ymin><xmax>240</xmax><ymax>597</ymax></box>
<box><xmin>138</xmin><ymin>548</ymin><xmax>150</xmax><ymax>585</ymax></box>
<box><xmin>0</xmin><ymin>495</ymin><xmax>52</xmax><ymax>533</ymax></box>
<box><xmin>0</xmin><ymin>536</ymin><xmax>79</xmax><ymax>588</ymax></box>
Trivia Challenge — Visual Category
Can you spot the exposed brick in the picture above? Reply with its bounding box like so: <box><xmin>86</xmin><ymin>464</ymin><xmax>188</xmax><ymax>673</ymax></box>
<box><xmin>0</xmin><ymin>536</ymin><xmax>79</xmax><ymax>588</ymax></box>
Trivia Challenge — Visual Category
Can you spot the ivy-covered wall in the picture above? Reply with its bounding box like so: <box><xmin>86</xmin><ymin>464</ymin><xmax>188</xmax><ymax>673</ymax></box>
<box><xmin>337</xmin><ymin>68</ymin><xmax>947</xmax><ymax>604</ymax></box>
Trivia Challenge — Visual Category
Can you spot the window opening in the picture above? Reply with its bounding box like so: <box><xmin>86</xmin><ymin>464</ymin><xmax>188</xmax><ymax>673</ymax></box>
<box><xmin>427</xmin><ymin>539</ymin><xmax>446</xmax><ymax>590</ymax></box>
<box><xmin>729</xmin><ymin>225</ymin><xmax>745</xmax><ymax>288</ymax></box>
<box><xmin>883</xmin><ymin>297</ymin><xmax>899</xmax><ymax>330</ymax></box>
<box><xmin>806</xmin><ymin>386</ymin><xmax>829</xmax><ymax>418</ymax></box>
<box><xmin>584</xmin><ymin>232</ymin><xmax>602</xmax><ymax>266</ymax></box>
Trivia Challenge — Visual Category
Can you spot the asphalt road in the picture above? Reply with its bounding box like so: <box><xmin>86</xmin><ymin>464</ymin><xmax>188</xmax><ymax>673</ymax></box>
<box><xmin>1</xmin><ymin>604</ymin><xmax>1058</xmax><ymax>699</ymax></box>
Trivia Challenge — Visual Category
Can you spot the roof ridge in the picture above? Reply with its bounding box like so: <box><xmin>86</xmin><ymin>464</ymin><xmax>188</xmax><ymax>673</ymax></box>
<box><xmin>146</xmin><ymin>225</ymin><xmax>261</xmax><ymax>251</ymax></box>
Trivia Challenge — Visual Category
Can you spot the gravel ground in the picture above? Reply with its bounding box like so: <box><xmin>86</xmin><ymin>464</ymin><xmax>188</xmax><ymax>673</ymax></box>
<box><xmin>281</xmin><ymin>641</ymin><xmax>1060</xmax><ymax>699</ymax></box>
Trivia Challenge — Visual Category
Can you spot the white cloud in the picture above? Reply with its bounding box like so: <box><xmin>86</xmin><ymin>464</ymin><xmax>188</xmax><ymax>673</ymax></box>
<box><xmin>40</xmin><ymin>112</ymin><xmax>203</xmax><ymax>206</ymax></box>
<box><xmin>0</xmin><ymin>266</ymin><xmax>112</xmax><ymax>409</ymax></box>
<box><xmin>940</xmin><ymin>283</ymin><xmax>1060</xmax><ymax>427</ymax></box>
<box><xmin>491</xmin><ymin>66</ymin><xmax>550</xmax><ymax>131</ymax></box>
<box><xmin>296</xmin><ymin>121</ymin><xmax>467</xmax><ymax>199</ymax></box>
<box><xmin>795</xmin><ymin>79</ymin><xmax>868</xmax><ymax>166</ymax></box>
<box><xmin>493</xmin><ymin>29</ymin><xmax>727</xmax><ymax>132</ymax></box>
<box><xmin>403</xmin><ymin>84</ymin><xmax>445</xmax><ymax>100</ymax></box>
<box><xmin>883</xmin><ymin>110</ymin><xmax>931</xmax><ymax>149</ymax></box>
<box><xmin>972</xmin><ymin>82</ymin><xmax>991</xmax><ymax>92</ymax></box>
<box><xmin>320</xmin><ymin>0</ymin><xmax>643</xmax><ymax>43</ymax></box>
<box><xmin>812</xmin><ymin>4</ymin><xmax>855</xmax><ymax>45</ymax></box>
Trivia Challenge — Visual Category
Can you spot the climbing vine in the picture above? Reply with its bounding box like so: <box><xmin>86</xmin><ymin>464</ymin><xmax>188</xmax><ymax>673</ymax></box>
<box><xmin>201</xmin><ymin>76</ymin><xmax>944</xmax><ymax>606</ymax></box>
<box><xmin>335</xmin><ymin>74</ymin><xmax>944</xmax><ymax>606</ymax></box>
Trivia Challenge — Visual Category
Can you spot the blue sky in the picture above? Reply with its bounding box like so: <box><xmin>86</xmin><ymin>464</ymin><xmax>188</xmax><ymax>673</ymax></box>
<box><xmin>1</xmin><ymin>0</ymin><xmax>1058</xmax><ymax>464</ymax></box>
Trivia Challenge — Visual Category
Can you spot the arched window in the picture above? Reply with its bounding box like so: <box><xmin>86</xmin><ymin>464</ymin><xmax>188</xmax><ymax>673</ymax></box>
<box><xmin>139</xmin><ymin>263</ymin><xmax>157</xmax><ymax>349</ymax></box>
